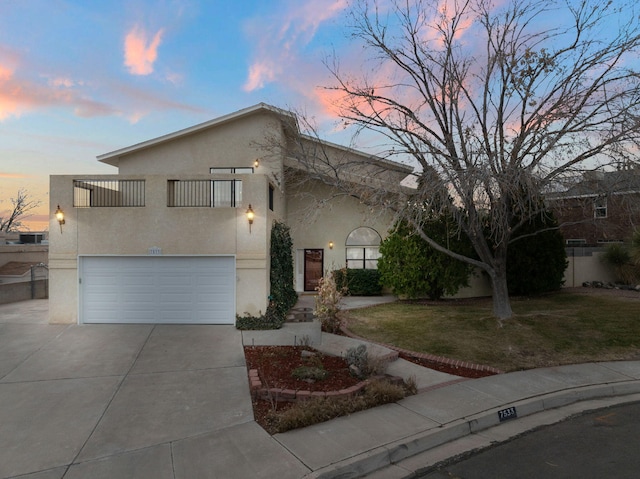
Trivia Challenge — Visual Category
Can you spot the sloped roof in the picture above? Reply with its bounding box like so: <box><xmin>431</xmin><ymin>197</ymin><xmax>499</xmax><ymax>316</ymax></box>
<box><xmin>98</xmin><ymin>103</ymin><xmax>296</xmax><ymax>167</ymax></box>
<box><xmin>96</xmin><ymin>103</ymin><xmax>413</xmax><ymax>177</ymax></box>
<box><xmin>557</xmin><ymin>169</ymin><xmax>640</xmax><ymax>198</ymax></box>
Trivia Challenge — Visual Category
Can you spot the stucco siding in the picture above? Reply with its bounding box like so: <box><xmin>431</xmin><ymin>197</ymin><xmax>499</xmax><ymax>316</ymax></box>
<box><xmin>286</xmin><ymin>178</ymin><xmax>394</xmax><ymax>285</ymax></box>
<box><xmin>49</xmin><ymin>172</ymin><xmax>272</xmax><ymax>323</ymax></box>
<box><xmin>115</xmin><ymin>111</ymin><xmax>285</xmax><ymax>179</ymax></box>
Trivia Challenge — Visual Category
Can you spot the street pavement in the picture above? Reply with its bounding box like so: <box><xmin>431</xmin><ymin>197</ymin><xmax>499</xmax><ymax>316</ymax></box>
<box><xmin>416</xmin><ymin>401</ymin><xmax>640</xmax><ymax>478</ymax></box>
<box><xmin>1</xmin><ymin>298</ymin><xmax>639</xmax><ymax>478</ymax></box>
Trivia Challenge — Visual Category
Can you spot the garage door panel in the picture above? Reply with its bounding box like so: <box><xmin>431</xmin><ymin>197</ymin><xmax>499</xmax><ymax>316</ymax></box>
<box><xmin>80</xmin><ymin>256</ymin><xmax>235</xmax><ymax>324</ymax></box>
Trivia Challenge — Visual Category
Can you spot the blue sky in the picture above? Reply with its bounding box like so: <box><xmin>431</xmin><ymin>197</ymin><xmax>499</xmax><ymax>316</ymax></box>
<box><xmin>1</xmin><ymin>0</ymin><xmax>635</xmax><ymax>230</ymax></box>
<box><xmin>0</xmin><ymin>0</ymin><xmax>352</xmax><ymax>229</ymax></box>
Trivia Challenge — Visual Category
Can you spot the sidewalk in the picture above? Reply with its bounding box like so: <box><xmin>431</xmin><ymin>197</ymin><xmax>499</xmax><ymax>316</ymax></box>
<box><xmin>276</xmin><ymin>360</ymin><xmax>640</xmax><ymax>478</ymax></box>
<box><xmin>262</xmin><ymin>295</ymin><xmax>640</xmax><ymax>478</ymax></box>
<box><xmin>1</xmin><ymin>299</ymin><xmax>639</xmax><ymax>478</ymax></box>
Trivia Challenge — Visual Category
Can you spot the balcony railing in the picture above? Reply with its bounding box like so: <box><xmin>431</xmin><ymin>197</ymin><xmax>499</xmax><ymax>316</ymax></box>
<box><xmin>167</xmin><ymin>179</ymin><xmax>242</xmax><ymax>207</ymax></box>
<box><xmin>73</xmin><ymin>180</ymin><xmax>145</xmax><ymax>207</ymax></box>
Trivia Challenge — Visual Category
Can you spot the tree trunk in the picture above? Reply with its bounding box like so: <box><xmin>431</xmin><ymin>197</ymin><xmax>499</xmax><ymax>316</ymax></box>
<box><xmin>489</xmin><ymin>269</ymin><xmax>513</xmax><ymax>320</ymax></box>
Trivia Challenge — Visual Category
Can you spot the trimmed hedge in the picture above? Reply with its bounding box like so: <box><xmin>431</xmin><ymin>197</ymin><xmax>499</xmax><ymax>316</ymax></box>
<box><xmin>333</xmin><ymin>268</ymin><xmax>382</xmax><ymax>296</ymax></box>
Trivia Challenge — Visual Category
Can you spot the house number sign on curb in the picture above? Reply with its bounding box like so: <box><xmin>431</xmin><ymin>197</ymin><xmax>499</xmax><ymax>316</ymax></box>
<box><xmin>498</xmin><ymin>406</ymin><xmax>518</xmax><ymax>422</ymax></box>
<box><xmin>148</xmin><ymin>247</ymin><xmax>162</xmax><ymax>255</ymax></box>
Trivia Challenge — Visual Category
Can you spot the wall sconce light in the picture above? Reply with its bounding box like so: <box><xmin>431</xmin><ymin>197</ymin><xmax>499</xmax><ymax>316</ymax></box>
<box><xmin>55</xmin><ymin>205</ymin><xmax>65</xmax><ymax>232</ymax></box>
<box><xmin>246</xmin><ymin>204</ymin><xmax>255</xmax><ymax>233</ymax></box>
<box><xmin>329</xmin><ymin>241</ymin><xmax>334</xmax><ymax>249</ymax></box>
<box><xmin>254</xmin><ymin>159</ymin><xmax>260</xmax><ymax>168</ymax></box>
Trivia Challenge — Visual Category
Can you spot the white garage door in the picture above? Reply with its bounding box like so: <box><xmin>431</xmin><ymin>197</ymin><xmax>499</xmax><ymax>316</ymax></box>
<box><xmin>80</xmin><ymin>256</ymin><xmax>236</xmax><ymax>324</ymax></box>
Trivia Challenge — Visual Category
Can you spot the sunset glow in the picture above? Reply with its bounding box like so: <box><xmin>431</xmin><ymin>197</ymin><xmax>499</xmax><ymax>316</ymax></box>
<box><xmin>0</xmin><ymin>1</ymin><xmax>634</xmax><ymax>232</ymax></box>
<box><xmin>0</xmin><ymin>0</ymin><xmax>353</xmax><ymax>231</ymax></box>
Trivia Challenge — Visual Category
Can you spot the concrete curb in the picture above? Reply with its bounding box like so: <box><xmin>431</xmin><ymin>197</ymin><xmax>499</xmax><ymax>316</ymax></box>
<box><xmin>302</xmin><ymin>380</ymin><xmax>640</xmax><ymax>479</ymax></box>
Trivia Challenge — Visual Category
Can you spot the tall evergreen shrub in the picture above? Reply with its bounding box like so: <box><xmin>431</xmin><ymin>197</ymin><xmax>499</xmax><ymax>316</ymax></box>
<box><xmin>270</xmin><ymin>221</ymin><xmax>298</xmax><ymax>315</ymax></box>
<box><xmin>236</xmin><ymin>221</ymin><xmax>297</xmax><ymax>330</ymax></box>
<box><xmin>506</xmin><ymin>211</ymin><xmax>568</xmax><ymax>295</ymax></box>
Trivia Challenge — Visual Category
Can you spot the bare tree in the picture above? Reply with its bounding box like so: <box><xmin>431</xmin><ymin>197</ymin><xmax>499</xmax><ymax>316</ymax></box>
<box><xmin>0</xmin><ymin>188</ymin><xmax>42</xmax><ymax>232</ymax></box>
<box><xmin>287</xmin><ymin>0</ymin><xmax>640</xmax><ymax>319</ymax></box>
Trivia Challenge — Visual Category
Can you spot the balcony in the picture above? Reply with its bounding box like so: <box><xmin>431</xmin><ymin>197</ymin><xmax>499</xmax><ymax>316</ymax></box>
<box><xmin>73</xmin><ymin>179</ymin><xmax>145</xmax><ymax>207</ymax></box>
<box><xmin>72</xmin><ymin>178</ymin><xmax>243</xmax><ymax>208</ymax></box>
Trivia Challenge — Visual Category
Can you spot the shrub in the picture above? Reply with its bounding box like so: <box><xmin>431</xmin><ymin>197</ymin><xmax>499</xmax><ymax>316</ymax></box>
<box><xmin>237</xmin><ymin>221</ymin><xmax>297</xmax><ymax>330</ymax></box>
<box><xmin>291</xmin><ymin>365</ymin><xmax>329</xmax><ymax>381</ymax></box>
<box><xmin>265</xmin><ymin>378</ymin><xmax>414</xmax><ymax>434</ymax></box>
<box><xmin>345</xmin><ymin>344</ymin><xmax>369</xmax><ymax>378</ymax></box>
<box><xmin>270</xmin><ymin>221</ymin><xmax>298</xmax><ymax>316</ymax></box>
<box><xmin>314</xmin><ymin>273</ymin><xmax>346</xmax><ymax>333</ymax></box>
<box><xmin>344</xmin><ymin>344</ymin><xmax>386</xmax><ymax>379</ymax></box>
<box><xmin>506</xmin><ymin>211</ymin><xmax>568</xmax><ymax>295</ymax></box>
<box><xmin>378</xmin><ymin>219</ymin><xmax>472</xmax><ymax>300</ymax></box>
<box><xmin>602</xmin><ymin>231</ymin><xmax>640</xmax><ymax>284</ymax></box>
<box><xmin>333</xmin><ymin>268</ymin><xmax>382</xmax><ymax>296</ymax></box>
<box><xmin>236</xmin><ymin>302</ymin><xmax>284</xmax><ymax>330</ymax></box>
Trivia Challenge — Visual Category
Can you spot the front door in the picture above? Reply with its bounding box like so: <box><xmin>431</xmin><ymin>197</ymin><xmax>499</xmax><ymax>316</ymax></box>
<box><xmin>304</xmin><ymin>249</ymin><xmax>324</xmax><ymax>292</ymax></box>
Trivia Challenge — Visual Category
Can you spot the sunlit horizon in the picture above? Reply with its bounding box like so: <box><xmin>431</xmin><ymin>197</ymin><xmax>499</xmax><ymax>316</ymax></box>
<box><xmin>1</xmin><ymin>0</ymin><xmax>355</xmax><ymax>231</ymax></box>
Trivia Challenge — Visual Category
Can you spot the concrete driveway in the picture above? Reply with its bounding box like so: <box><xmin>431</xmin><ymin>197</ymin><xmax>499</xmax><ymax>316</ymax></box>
<box><xmin>0</xmin><ymin>300</ymin><xmax>308</xmax><ymax>479</ymax></box>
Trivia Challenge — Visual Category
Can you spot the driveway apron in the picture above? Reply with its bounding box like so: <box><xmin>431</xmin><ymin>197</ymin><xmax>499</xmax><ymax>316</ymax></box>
<box><xmin>0</xmin><ymin>316</ymin><xmax>256</xmax><ymax>478</ymax></box>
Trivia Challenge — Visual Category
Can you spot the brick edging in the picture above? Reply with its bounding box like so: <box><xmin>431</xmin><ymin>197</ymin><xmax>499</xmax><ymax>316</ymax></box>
<box><xmin>248</xmin><ymin>369</ymin><xmax>371</xmax><ymax>402</ymax></box>
<box><xmin>248</xmin><ymin>369</ymin><xmax>409</xmax><ymax>403</ymax></box>
<box><xmin>339</xmin><ymin>325</ymin><xmax>504</xmax><ymax>375</ymax></box>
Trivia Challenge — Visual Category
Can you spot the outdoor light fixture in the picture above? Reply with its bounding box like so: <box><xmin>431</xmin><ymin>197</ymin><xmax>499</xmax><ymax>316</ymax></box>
<box><xmin>246</xmin><ymin>204</ymin><xmax>255</xmax><ymax>233</ymax></box>
<box><xmin>329</xmin><ymin>241</ymin><xmax>334</xmax><ymax>249</ymax></box>
<box><xmin>55</xmin><ymin>205</ymin><xmax>65</xmax><ymax>232</ymax></box>
<box><xmin>254</xmin><ymin>159</ymin><xmax>260</xmax><ymax>168</ymax></box>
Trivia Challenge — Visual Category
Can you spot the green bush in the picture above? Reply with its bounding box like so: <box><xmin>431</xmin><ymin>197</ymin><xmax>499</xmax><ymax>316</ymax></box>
<box><xmin>333</xmin><ymin>268</ymin><xmax>382</xmax><ymax>296</ymax></box>
<box><xmin>291</xmin><ymin>365</ymin><xmax>329</xmax><ymax>381</ymax></box>
<box><xmin>237</xmin><ymin>221</ymin><xmax>297</xmax><ymax>330</ymax></box>
<box><xmin>601</xmin><ymin>231</ymin><xmax>640</xmax><ymax>284</ymax></box>
<box><xmin>378</xmin><ymin>219</ymin><xmax>472</xmax><ymax>299</ymax></box>
<box><xmin>236</xmin><ymin>303</ymin><xmax>284</xmax><ymax>330</ymax></box>
<box><xmin>506</xmin><ymin>211</ymin><xmax>568</xmax><ymax>295</ymax></box>
<box><xmin>270</xmin><ymin>221</ymin><xmax>298</xmax><ymax>316</ymax></box>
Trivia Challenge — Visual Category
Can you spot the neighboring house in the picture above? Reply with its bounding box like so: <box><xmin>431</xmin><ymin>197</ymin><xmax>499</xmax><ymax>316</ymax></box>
<box><xmin>548</xmin><ymin>167</ymin><xmax>640</xmax><ymax>247</ymax></box>
<box><xmin>49</xmin><ymin>103</ymin><xmax>413</xmax><ymax>325</ymax></box>
<box><xmin>0</xmin><ymin>232</ymin><xmax>49</xmax><ymax>303</ymax></box>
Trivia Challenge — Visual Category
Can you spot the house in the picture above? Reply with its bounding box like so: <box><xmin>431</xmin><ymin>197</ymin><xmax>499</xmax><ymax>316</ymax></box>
<box><xmin>0</xmin><ymin>232</ymin><xmax>49</xmax><ymax>304</ymax></box>
<box><xmin>48</xmin><ymin>103</ymin><xmax>413</xmax><ymax>325</ymax></box>
<box><xmin>549</xmin><ymin>167</ymin><xmax>640</xmax><ymax>247</ymax></box>
<box><xmin>545</xmin><ymin>167</ymin><xmax>640</xmax><ymax>287</ymax></box>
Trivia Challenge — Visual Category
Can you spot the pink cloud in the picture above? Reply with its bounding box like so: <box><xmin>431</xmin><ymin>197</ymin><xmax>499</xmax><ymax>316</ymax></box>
<box><xmin>124</xmin><ymin>25</ymin><xmax>164</xmax><ymax>76</ymax></box>
<box><xmin>0</xmin><ymin>64</ymin><xmax>118</xmax><ymax>120</ymax></box>
<box><xmin>244</xmin><ymin>61</ymin><xmax>278</xmax><ymax>92</ymax></box>
<box><xmin>243</xmin><ymin>0</ymin><xmax>348</xmax><ymax>92</ymax></box>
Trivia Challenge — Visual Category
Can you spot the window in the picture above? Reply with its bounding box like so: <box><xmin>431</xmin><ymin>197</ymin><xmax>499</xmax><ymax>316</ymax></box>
<box><xmin>210</xmin><ymin>167</ymin><xmax>254</xmax><ymax>174</ymax></box>
<box><xmin>269</xmin><ymin>184</ymin><xmax>274</xmax><ymax>211</ymax></box>
<box><xmin>594</xmin><ymin>197</ymin><xmax>607</xmax><ymax>218</ymax></box>
<box><xmin>566</xmin><ymin>239</ymin><xmax>586</xmax><ymax>246</ymax></box>
<box><xmin>345</xmin><ymin>227</ymin><xmax>382</xmax><ymax>269</ymax></box>
<box><xmin>211</xmin><ymin>180</ymin><xmax>241</xmax><ymax>207</ymax></box>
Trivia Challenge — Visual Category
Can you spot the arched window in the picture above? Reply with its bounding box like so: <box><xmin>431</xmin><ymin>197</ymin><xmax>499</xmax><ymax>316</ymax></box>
<box><xmin>346</xmin><ymin>227</ymin><xmax>382</xmax><ymax>269</ymax></box>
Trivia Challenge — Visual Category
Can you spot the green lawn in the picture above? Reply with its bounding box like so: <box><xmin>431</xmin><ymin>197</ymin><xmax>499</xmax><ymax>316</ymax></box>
<box><xmin>343</xmin><ymin>293</ymin><xmax>640</xmax><ymax>372</ymax></box>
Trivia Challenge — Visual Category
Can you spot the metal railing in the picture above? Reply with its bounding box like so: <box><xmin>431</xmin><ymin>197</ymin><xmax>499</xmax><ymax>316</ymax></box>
<box><xmin>73</xmin><ymin>179</ymin><xmax>145</xmax><ymax>207</ymax></box>
<box><xmin>167</xmin><ymin>179</ymin><xmax>242</xmax><ymax>207</ymax></box>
